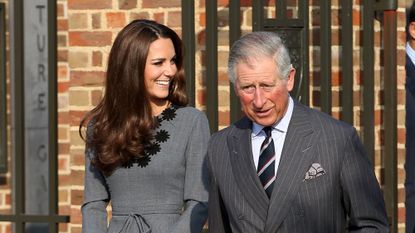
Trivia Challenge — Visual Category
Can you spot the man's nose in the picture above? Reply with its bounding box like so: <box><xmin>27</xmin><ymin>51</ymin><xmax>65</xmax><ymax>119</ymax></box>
<box><xmin>253</xmin><ymin>88</ymin><xmax>266</xmax><ymax>108</ymax></box>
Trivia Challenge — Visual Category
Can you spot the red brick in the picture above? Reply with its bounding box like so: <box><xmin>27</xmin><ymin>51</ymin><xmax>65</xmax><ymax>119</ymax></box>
<box><xmin>58</xmin><ymin>50</ymin><xmax>68</xmax><ymax>62</ymax></box>
<box><xmin>59</xmin><ymin>143</ymin><xmax>70</xmax><ymax>154</ymax></box>
<box><xmin>331</xmin><ymin>111</ymin><xmax>340</xmax><ymax>120</ymax></box>
<box><xmin>70</xmin><ymin>226</ymin><xmax>82</xmax><ymax>233</ymax></box>
<box><xmin>58</xmin><ymin>112</ymin><xmax>70</xmax><ymax>125</ymax></box>
<box><xmin>70</xmin><ymin>71</ymin><xmax>106</xmax><ymax>87</ymax></box>
<box><xmin>62</xmin><ymin>170</ymin><xmax>83</xmax><ymax>186</ymax></box>
<box><xmin>332</xmin><ymin>90</ymin><xmax>339</xmax><ymax>107</ymax></box>
<box><xmin>69</xmin><ymin>31</ymin><xmax>112</xmax><ymax>47</ymax></box>
<box><xmin>70</xmin><ymin>110</ymin><xmax>89</xmax><ymax>126</ymax></box>
<box><xmin>57</xmin><ymin>3</ymin><xmax>65</xmax><ymax>17</ymax></box>
<box><xmin>218</xmin><ymin>110</ymin><xmax>230</xmax><ymax>126</ymax></box>
<box><xmin>199</xmin><ymin>12</ymin><xmax>206</xmax><ymax>27</ymax></box>
<box><xmin>92</xmin><ymin>13</ymin><xmax>102</xmax><ymax>29</ymax></box>
<box><xmin>398</xmin><ymin>128</ymin><xmax>405</xmax><ymax>145</ymax></box>
<box><xmin>154</xmin><ymin>12</ymin><xmax>165</xmax><ymax>24</ymax></box>
<box><xmin>58</xmin><ymin>82</ymin><xmax>69</xmax><ymax>94</ymax></box>
<box><xmin>59</xmin><ymin>205</ymin><xmax>71</xmax><ymax>215</ymax></box>
<box><xmin>197</xmin><ymin>89</ymin><xmax>206</xmax><ymax>107</ymax></box>
<box><xmin>353</xmin><ymin>9</ymin><xmax>360</xmax><ymax>26</ymax></box>
<box><xmin>58</xmin><ymin>65</ymin><xmax>68</xmax><ymax>80</ymax></box>
<box><xmin>106</xmin><ymin>12</ymin><xmax>126</xmax><ymax>29</ymax></box>
<box><xmin>72</xmin><ymin>189</ymin><xmax>84</xmax><ymax>205</ymax></box>
<box><xmin>71</xmin><ymin>207</ymin><xmax>82</xmax><ymax>223</ymax></box>
<box><xmin>218</xmin><ymin>70</ymin><xmax>230</xmax><ymax>86</ymax></box>
<box><xmin>130</xmin><ymin>12</ymin><xmax>150</xmax><ymax>21</ymax></box>
<box><xmin>72</xmin><ymin>152</ymin><xmax>86</xmax><ymax>167</ymax></box>
<box><xmin>58</xmin><ymin>223</ymin><xmax>68</xmax><ymax>232</ymax></box>
<box><xmin>332</xmin><ymin>70</ymin><xmax>340</xmax><ymax>86</ymax></box>
<box><xmin>119</xmin><ymin>0</ymin><xmax>137</xmax><ymax>9</ymax></box>
<box><xmin>374</xmin><ymin>109</ymin><xmax>382</xmax><ymax>125</ymax></box>
<box><xmin>398</xmin><ymin>206</ymin><xmax>405</xmax><ymax>224</ymax></box>
<box><xmin>91</xmin><ymin>90</ymin><xmax>103</xmax><ymax>106</ymax></box>
<box><xmin>5</xmin><ymin>193</ymin><xmax>10</xmax><ymax>206</ymax></box>
<box><xmin>68</xmin><ymin>0</ymin><xmax>111</xmax><ymax>9</ymax></box>
<box><xmin>58</xmin><ymin>156</ymin><xmax>69</xmax><ymax>171</ymax></box>
<box><xmin>142</xmin><ymin>0</ymin><xmax>180</xmax><ymax>8</ymax></box>
<box><xmin>58</xmin><ymin>19</ymin><xmax>68</xmax><ymax>31</ymax></box>
<box><xmin>58</xmin><ymin>34</ymin><xmax>67</xmax><ymax>47</ymax></box>
<box><xmin>167</xmin><ymin>11</ymin><xmax>181</xmax><ymax>27</ymax></box>
<box><xmin>92</xmin><ymin>51</ymin><xmax>103</xmax><ymax>67</ymax></box>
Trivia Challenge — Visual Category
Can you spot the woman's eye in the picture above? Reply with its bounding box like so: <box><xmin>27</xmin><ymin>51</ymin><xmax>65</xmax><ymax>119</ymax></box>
<box><xmin>171</xmin><ymin>57</ymin><xmax>177</xmax><ymax>64</ymax></box>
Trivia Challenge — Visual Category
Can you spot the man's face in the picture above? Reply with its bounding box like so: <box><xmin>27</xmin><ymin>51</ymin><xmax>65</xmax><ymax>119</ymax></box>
<box><xmin>234</xmin><ymin>56</ymin><xmax>295</xmax><ymax>126</ymax></box>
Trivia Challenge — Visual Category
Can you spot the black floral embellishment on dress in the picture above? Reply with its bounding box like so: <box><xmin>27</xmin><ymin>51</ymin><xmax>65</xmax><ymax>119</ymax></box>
<box><xmin>162</xmin><ymin>106</ymin><xmax>177</xmax><ymax>121</ymax></box>
<box><xmin>155</xmin><ymin>129</ymin><xmax>169</xmax><ymax>143</ymax></box>
<box><xmin>127</xmin><ymin>105</ymin><xmax>180</xmax><ymax>168</ymax></box>
<box><xmin>145</xmin><ymin>142</ymin><xmax>161</xmax><ymax>156</ymax></box>
<box><xmin>136</xmin><ymin>156</ymin><xmax>151</xmax><ymax>167</ymax></box>
<box><xmin>155</xmin><ymin>118</ymin><xmax>162</xmax><ymax>128</ymax></box>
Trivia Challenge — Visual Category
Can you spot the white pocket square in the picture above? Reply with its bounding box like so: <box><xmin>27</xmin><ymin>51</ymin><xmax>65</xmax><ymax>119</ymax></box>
<box><xmin>304</xmin><ymin>163</ymin><xmax>326</xmax><ymax>181</ymax></box>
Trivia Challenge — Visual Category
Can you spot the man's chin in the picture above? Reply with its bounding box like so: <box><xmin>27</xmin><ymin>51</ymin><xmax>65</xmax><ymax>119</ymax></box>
<box><xmin>250</xmin><ymin>117</ymin><xmax>277</xmax><ymax>127</ymax></box>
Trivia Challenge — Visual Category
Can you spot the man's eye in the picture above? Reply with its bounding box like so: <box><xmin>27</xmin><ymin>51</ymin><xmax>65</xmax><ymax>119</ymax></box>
<box><xmin>260</xmin><ymin>84</ymin><xmax>275</xmax><ymax>91</ymax></box>
<box><xmin>241</xmin><ymin>86</ymin><xmax>255</xmax><ymax>93</ymax></box>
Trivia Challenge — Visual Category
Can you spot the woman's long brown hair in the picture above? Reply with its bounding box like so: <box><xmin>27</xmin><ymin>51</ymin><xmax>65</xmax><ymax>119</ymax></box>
<box><xmin>79</xmin><ymin>19</ymin><xmax>187</xmax><ymax>176</ymax></box>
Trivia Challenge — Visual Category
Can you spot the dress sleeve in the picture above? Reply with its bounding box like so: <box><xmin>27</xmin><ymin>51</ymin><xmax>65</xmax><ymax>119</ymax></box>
<box><xmin>170</xmin><ymin>111</ymin><xmax>210</xmax><ymax>233</ymax></box>
<box><xmin>340</xmin><ymin>128</ymin><xmax>389</xmax><ymax>232</ymax></box>
<box><xmin>81</xmin><ymin>126</ymin><xmax>110</xmax><ymax>233</ymax></box>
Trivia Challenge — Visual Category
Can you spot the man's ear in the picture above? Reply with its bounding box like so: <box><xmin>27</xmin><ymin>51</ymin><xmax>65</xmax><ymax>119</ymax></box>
<box><xmin>286</xmin><ymin>67</ymin><xmax>296</xmax><ymax>92</ymax></box>
<box><xmin>409</xmin><ymin>22</ymin><xmax>415</xmax><ymax>40</ymax></box>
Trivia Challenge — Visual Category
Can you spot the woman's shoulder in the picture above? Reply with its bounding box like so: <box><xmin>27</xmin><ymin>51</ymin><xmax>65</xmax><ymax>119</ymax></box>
<box><xmin>175</xmin><ymin>106</ymin><xmax>207</xmax><ymax>119</ymax></box>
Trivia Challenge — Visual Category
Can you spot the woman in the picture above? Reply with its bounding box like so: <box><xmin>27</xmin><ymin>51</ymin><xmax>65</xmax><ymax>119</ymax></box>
<box><xmin>80</xmin><ymin>19</ymin><xmax>210</xmax><ymax>233</ymax></box>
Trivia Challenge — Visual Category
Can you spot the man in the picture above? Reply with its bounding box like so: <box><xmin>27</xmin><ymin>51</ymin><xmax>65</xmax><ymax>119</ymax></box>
<box><xmin>207</xmin><ymin>31</ymin><xmax>389</xmax><ymax>232</ymax></box>
<box><xmin>406</xmin><ymin>2</ymin><xmax>415</xmax><ymax>233</ymax></box>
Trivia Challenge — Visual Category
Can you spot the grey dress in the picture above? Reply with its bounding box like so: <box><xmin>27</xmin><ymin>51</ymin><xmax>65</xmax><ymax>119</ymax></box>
<box><xmin>81</xmin><ymin>106</ymin><xmax>210</xmax><ymax>233</ymax></box>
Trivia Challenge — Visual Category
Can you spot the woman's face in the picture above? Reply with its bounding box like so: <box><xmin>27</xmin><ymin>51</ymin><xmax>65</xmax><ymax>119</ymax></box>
<box><xmin>144</xmin><ymin>37</ymin><xmax>177</xmax><ymax>109</ymax></box>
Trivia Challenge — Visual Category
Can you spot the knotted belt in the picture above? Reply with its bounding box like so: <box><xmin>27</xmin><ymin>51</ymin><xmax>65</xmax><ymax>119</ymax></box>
<box><xmin>117</xmin><ymin>213</ymin><xmax>151</xmax><ymax>233</ymax></box>
<box><xmin>112</xmin><ymin>204</ymin><xmax>183</xmax><ymax>233</ymax></box>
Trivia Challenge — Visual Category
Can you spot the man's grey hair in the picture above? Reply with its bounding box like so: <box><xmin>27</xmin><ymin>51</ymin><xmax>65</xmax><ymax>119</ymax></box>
<box><xmin>228</xmin><ymin>31</ymin><xmax>292</xmax><ymax>83</ymax></box>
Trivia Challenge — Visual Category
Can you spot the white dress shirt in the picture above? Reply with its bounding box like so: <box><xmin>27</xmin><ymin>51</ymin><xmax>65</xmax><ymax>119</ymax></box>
<box><xmin>251</xmin><ymin>96</ymin><xmax>294</xmax><ymax>176</ymax></box>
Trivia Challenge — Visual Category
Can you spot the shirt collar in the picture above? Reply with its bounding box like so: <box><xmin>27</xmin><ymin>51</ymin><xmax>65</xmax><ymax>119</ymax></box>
<box><xmin>252</xmin><ymin>96</ymin><xmax>294</xmax><ymax>137</ymax></box>
<box><xmin>407</xmin><ymin>42</ymin><xmax>415</xmax><ymax>66</ymax></box>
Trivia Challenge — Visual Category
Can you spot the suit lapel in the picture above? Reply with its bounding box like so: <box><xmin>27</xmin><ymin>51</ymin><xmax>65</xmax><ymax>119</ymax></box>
<box><xmin>264</xmin><ymin>103</ymin><xmax>320</xmax><ymax>233</ymax></box>
<box><xmin>228</xmin><ymin>118</ymin><xmax>269</xmax><ymax>221</ymax></box>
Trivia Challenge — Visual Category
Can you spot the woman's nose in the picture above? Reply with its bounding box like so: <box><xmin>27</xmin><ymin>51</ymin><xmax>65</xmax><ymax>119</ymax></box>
<box><xmin>164</xmin><ymin>64</ymin><xmax>177</xmax><ymax>76</ymax></box>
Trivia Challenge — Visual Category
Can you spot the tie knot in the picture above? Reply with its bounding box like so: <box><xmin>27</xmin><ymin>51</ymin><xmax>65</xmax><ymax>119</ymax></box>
<box><xmin>263</xmin><ymin>126</ymin><xmax>273</xmax><ymax>137</ymax></box>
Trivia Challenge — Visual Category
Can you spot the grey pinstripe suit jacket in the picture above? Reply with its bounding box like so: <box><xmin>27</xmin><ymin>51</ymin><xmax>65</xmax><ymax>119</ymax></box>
<box><xmin>207</xmin><ymin>101</ymin><xmax>389</xmax><ymax>233</ymax></box>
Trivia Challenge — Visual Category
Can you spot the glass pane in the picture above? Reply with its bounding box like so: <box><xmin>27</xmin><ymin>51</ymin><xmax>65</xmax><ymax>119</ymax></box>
<box><xmin>25</xmin><ymin>223</ymin><xmax>49</xmax><ymax>233</ymax></box>
<box><xmin>0</xmin><ymin>222</ymin><xmax>11</xmax><ymax>233</ymax></box>
<box><xmin>287</xmin><ymin>0</ymin><xmax>300</xmax><ymax>19</ymax></box>
<box><xmin>264</xmin><ymin>0</ymin><xmax>276</xmax><ymax>18</ymax></box>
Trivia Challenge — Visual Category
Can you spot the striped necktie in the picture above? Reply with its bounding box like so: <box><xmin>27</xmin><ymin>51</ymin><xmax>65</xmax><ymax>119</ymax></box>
<box><xmin>257</xmin><ymin>126</ymin><xmax>276</xmax><ymax>198</ymax></box>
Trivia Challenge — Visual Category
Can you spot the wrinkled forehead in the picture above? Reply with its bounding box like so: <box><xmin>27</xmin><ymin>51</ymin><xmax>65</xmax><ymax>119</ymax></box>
<box><xmin>236</xmin><ymin>55</ymin><xmax>276</xmax><ymax>69</ymax></box>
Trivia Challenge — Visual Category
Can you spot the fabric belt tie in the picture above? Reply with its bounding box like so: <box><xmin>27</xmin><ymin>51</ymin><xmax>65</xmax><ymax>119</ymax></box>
<box><xmin>117</xmin><ymin>213</ymin><xmax>151</xmax><ymax>233</ymax></box>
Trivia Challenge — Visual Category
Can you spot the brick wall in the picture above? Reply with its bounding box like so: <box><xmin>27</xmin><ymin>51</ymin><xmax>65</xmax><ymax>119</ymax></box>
<box><xmin>0</xmin><ymin>0</ymin><xmax>409</xmax><ymax>232</ymax></box>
